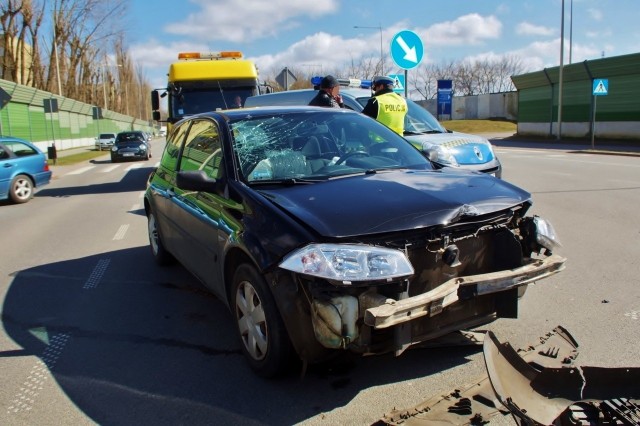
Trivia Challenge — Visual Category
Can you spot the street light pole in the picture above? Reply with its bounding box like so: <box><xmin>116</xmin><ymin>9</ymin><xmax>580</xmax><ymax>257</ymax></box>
<box><xmin>354</xmin><ymin>24</ymin><xmax>384</xmax><ymax>75</ymax></box>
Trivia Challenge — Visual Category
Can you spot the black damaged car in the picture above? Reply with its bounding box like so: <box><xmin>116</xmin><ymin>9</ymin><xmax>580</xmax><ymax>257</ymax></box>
<box><xmin>144</xmin><ymin>106</ymin><xmax>565</xmax><ymax>378</ymax></box>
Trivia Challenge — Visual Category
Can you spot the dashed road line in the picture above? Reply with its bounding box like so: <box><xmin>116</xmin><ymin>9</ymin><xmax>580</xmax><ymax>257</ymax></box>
<box><xmin>7</xmin><ymin>333</ymin><xmax>71</xmax><ymax>415</ymax></box>
<box><xmin>624</xmin><ymin>310</ymin><xmax>639</xmax><ymax>320</ymax></box>
<box><xmin>65</xmin><ymin>166</ymin><xmax>96</xmax><ymax>175</ymax></box>
<box><xmin>113</xmin><ymin>224</ymin><xmax>130</xmax><ymax>241</ymax></box>
<box><xmin>125</xmin><ymin>163</ymin><xmax>144</xmax><ymax>171</ymax></box>
<box><xmin>101</xmin><ymin>164</ymin><xmax>121</xmax><ymax>173</ymax></box>
<box><xmin>83</xmin><ymin>258</ymin><xmax>110</xmax><ymax>289</ymax></box>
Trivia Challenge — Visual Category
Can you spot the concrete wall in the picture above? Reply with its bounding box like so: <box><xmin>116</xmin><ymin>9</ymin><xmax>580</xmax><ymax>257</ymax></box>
<box><xmin>419</xmin><ymin>92</ymin><xmax>518</xmax><ymax>121</ymax></box>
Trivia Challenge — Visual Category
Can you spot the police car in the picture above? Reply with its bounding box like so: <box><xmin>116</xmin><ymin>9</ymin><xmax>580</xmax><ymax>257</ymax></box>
<box><xmin>244</xmin><ymin>78</ymin><xmax>502</xmax><ymax>177</ymax></box>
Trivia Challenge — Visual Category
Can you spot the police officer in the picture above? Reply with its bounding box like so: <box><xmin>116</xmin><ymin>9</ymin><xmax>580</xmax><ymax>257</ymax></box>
<box><xmin>308</xmin><ymin>75</ymin><xmax>345</xmax><ymax>108</ymax></box>
<box><xmin>362</xmin><ymin>76</ymin><xmax>407</xmax><ymax>135</ymax></box>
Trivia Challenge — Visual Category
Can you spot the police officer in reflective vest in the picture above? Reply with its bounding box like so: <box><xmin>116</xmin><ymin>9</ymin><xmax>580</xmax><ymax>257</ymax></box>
<box><xmin>362</xmin><ymin>76</ymin><xmax>407</xmax><ymax>135</ymax></box>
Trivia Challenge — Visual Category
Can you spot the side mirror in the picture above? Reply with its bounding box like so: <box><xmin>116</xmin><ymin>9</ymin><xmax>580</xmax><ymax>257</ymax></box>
<box><xmin>151</xmin><ymin>90</ymin><xmax>160</xmax><ymax>111</ymax></box>
<box><xmin>422</xmin><ymin>148</ymin><xmax>439</xmax><ymax>162</ymax></box>
<box><xmin>176</xmin><ymin>170</ymin><xmax>221</xmax><ymax>193</ymax></box>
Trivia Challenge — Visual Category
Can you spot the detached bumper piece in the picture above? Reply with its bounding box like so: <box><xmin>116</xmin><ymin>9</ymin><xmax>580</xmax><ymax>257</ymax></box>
<box><xmin>377</xmin><ymin>326</ymin><xmax>640</xmax><ymax>426</ymax></box>
<box><xmin>484</xmin><ymin>331</ymin><xmax>640</xmax><ymax>426</ymax></box>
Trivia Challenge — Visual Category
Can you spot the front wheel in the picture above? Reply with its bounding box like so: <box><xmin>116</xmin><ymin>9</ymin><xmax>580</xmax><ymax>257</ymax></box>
<box><xmin>147</xmin><ymin>210</ymin><xmax>174</xmax><ymax>265</ymax></box>
<box><xmin>9</xmin><ymin>174</ymin><xmax>34</xmax><ymax>203</ymax></box>
<box><xmin>231</xmin><ymin>263</ymin><xmax>294</xmax><ymax>378</ymax></box>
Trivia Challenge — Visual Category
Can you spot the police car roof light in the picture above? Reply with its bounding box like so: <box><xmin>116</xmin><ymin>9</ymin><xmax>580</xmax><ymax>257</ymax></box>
<box><xmin>310</xmin><ymin>76</ymin><xmax>373</xmax><ymax>89</ymax></box>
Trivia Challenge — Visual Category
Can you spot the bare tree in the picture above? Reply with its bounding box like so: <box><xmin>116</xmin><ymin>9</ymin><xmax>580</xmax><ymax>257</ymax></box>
<box><xmin>0</xmin><ymin>0</ymin><xmax>23</xmax><ymax>82</ymax></box>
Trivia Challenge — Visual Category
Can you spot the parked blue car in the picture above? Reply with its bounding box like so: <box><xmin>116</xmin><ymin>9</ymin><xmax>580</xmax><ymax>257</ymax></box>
<box><xmin>0</xmin><ymin>136</ymin><xmax>52</xmax><ymax>204</ymax></box>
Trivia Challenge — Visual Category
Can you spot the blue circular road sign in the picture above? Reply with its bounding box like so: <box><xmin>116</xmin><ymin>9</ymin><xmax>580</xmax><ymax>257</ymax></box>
<box><xmin>390</xmin><ymin>30</ymin><xmax>424</xmax><ymax>70</ymax></box>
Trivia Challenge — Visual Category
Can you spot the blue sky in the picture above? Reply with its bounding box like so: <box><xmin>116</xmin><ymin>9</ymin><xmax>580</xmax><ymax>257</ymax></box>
<box><xmin>125</xmin><ymin>0</ymin><xmax>640</xmax><ymax>92</ymax></box>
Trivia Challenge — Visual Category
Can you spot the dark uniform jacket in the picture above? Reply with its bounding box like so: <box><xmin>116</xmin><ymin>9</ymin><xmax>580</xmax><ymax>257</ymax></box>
<box><xmin>308</xmin><ymin>91</ymin><xmax>344</xmax><ymax>108</ymax></box>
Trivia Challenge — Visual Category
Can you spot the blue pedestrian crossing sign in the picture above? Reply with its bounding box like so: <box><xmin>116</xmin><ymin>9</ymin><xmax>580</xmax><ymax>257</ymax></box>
<box><xmin>390</xmin><ymin>30</ymin><xmax>424</xmax><ymax>70</ymax></box>
<box><xmin>593</xmin><ymin>79</ymin><xmax>608</xmax><ymax>96</ymax></box>
<box><xmin>387</xmin><ymin>74</ymin><xmax>405</xmax><ymax>93</ymax></box>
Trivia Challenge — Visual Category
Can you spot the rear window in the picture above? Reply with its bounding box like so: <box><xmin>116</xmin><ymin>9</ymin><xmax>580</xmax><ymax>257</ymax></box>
<box><xmin>99</xmin><ymin>133</ymin><xmax>116</xmax><ymax>139</ymax></box>
<box><xmin>3</xmin><ymin>141</ymin><xmax>37</xmax><ymax>157</ymax></box>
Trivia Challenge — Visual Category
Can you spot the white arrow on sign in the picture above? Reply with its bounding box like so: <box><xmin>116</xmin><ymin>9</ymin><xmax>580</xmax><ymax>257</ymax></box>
<box><xmin>395</xmin><ymin>35</ymin><xmax>418</xmax><ymax>63</ymax></box>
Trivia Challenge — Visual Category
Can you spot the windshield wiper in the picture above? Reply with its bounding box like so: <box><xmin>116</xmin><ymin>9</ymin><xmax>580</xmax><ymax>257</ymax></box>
<box><xmin>404</xmin><ymin>130</ymin><xmax>443</xmax><ymax>135</ymax></box>
<box><xmin>248</xmin><ymin>177</ymin><xmax>325</xmax><ymax>186</ymax></box>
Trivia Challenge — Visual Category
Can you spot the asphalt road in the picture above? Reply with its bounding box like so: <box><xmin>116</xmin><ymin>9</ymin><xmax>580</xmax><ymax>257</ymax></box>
<box><xmin>0</xmin><ymin>140</ymin><xmax>638</xmax><ymax>425</ymax></box>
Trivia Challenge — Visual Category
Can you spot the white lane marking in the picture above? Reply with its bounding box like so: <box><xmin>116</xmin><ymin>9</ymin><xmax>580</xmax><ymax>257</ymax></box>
<box><xmin>113</xmin><ymin>224</ymin><xmax>130</xmax><ymax>241</ymax></box>
<box><xmin>66</xmin><ymin>166</ymin><xmax>95</xmax><ymax>175</ymax></box>
<box><xmin>625</xmin><ymin>310</ymin><xmax>639</xmax><ymax>320</ymax></box>
<box><xmin>101</xmin><ymin>164</ymin><xmax>120</xmax><ymax>173</ymax></box>
<box><xmin>125</xmin><ymin>163</ymin><xmax>143</xmax><ymax>171</ymax></box>
<box><xmin>7</xmin><ymin>333</ymin><xmax>71</xmax><ymax>414</ymax></box>
<box><xmin>83</xmin><ymin>259</ymin><xmax>110</xmax><ymax>289</ymax></box>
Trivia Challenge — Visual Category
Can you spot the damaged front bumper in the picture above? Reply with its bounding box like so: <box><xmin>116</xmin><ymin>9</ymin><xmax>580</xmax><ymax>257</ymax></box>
<box><xmin>310</xmin><ymin>254</ymin><xmax>566</xmax><ymax>352</ymax></box>
<box><xmin>364</xmin><ymin>254</ymin><xmax>565</xmax><ymax>330</ymax></box>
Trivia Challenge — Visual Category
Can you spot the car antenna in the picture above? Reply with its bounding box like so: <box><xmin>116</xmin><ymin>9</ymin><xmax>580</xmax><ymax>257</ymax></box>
<box><xmin>218</xmin><ymin>81</ymin><xmax>228</xmax><ymax>110</ymax></box>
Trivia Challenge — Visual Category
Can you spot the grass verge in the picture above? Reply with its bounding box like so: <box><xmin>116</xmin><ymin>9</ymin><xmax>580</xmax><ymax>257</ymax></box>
<box><xmin>51</xmin><ymin>150</ymin><xmax>109</xmax><ymax>166</ymax></box>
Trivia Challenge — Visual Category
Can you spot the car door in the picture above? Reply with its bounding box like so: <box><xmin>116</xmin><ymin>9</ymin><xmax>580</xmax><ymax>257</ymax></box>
<box><xmin>0</xmin><ymin>143</ymin><xmax>11</xmax><ymax>198</ymax></box>
<box><xmin>148</xmin><ymin>121</ymin><xmax>191</xmax><ymax>254</ymax></box>
<box><xmin>170</xmin><ymin>118</ymin><xmax>227</xmax><ymax>297</ymax></box>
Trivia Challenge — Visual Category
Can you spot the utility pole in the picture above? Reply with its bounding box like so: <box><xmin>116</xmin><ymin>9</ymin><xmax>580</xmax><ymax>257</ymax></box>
<box><xmin>557</xmin><ymin>0</ymin><xmax>565</xmax><ymax>140</ymax></box>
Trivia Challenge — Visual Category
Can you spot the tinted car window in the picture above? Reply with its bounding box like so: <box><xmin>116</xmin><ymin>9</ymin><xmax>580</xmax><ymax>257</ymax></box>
<box><xmin>162</xmin><ymin>122</ymin><xmax>191</xmax><ymax>172</ymax></box>
<box><xmin>179</xmin><ymin>119</ymin><xmax>223</xmax><ymax>179</ymax></box>
<box><xmin>116</xmin><ymin>132</ymin><xmax>145</xmax><ymax>143</ymax></box>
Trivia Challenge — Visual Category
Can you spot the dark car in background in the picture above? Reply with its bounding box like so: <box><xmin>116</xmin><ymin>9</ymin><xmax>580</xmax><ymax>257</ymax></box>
<box><xmin>245</xmin><ymin>84</ymin><xmax>502</xmax><ymax>177</ymax></box>
<box><xmin>111</xmin><ymin>131</ymin><xmax>151</xmax><ymax>162</ymax></box>
<box><xmin>144</xmin><ymin>106</ymin><xmax>564</xmax><ymax>377</ymax></box>
<box><xmin>0</xmin><ymin>136</ymin><xmax>52</xmax><ymax>204</ymax></box>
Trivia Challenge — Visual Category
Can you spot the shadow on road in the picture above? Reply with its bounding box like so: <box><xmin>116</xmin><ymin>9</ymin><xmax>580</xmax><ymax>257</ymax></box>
<box><xmin>35</xmin><ymin>167</ymin><xmax>155</xmax><ymax>198</ymax></box>
<box><xmin>2</xmin><ymin>246</ymin><xmax>480</xmax><ymax>425</ymax></box>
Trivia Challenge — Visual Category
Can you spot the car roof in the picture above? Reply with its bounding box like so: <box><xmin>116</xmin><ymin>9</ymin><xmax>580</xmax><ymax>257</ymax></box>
<box><xmin>244</xmin><ymin>87</ymin><xmax>373</xmax><ymax>110</ymax></box>
<box><xmin>0</xmin><ymin>135</ymin><xmax>36</xmax><ymax>145</ymax></box>
<box><xmin>199</xmin><ymin>105</ymin><xmax>359</xmax><ymax>117</ymax></box>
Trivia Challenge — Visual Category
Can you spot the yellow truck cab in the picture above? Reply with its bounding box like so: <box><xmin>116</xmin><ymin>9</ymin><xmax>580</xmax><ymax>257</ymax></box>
<box><xmin>151</xmin><ymin>51</ymin><xmax>268</xmax><ymax>128</ymax></box>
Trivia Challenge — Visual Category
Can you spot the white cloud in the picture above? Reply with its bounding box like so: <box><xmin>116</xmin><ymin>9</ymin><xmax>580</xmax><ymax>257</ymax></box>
<box><xmin>587</xmin><ymin>8</ymin><xmax>604</xmax><ymax>21</ymax></box>
<box><xmin>423</xmin><ymin>14</ymin><xmax>502</xmax><ymax>46</ymax></box>
<box><xmin>249</xmin><ymin>32</ymin><xmax>369</xmax><ymax>75</ymax></box>
<box><xmin>516</xmin><ymin>22</ymin><xmax>555</xmax><ymax>37</ymax></box>
<box><xmin>163</xmin><ymin>0</ymin><xmax>339</xmax><ymax>42</ymax></box>
<box><xmin>129</xmin><ymin>39</ymin><xmax>211</xmax><ymax>88</ymax></box>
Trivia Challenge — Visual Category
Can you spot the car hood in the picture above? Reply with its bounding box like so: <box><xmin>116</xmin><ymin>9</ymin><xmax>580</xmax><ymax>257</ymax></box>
<box><xmin>257</xmin><ymin>168</ymin><xmax>530</xmax><ymax>238</ymax></box>
<box><xmin>405</xmin><ymin>131</ymin><xmax>497</xmax><ymax>165</ymax></box>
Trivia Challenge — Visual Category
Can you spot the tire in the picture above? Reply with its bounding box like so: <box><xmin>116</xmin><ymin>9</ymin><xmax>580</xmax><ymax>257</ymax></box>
<box><xmin>231</xmin><ymin>263</ymin><xmax>294</xmax><ymax>378</ymax></box>
<box><xmin>9</xmin><ymin>174</ymin><xmax>34</xmax><ymax>203</ymax></box>
<box><xmin>147</xmin><ymin>210</ymin><xmax>174</xmax><ymax>265</ymax></box>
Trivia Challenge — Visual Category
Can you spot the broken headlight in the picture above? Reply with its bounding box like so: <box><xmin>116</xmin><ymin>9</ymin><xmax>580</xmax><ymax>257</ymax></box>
<box><xmin>533</xmin><ymin>216</ymin><xmax>562</xmax><ymax>251</ymax></box>
<box><xmin>279</xmin><ymin>244</ymin><xmax>414</xmax><ymax>283</ymax></box>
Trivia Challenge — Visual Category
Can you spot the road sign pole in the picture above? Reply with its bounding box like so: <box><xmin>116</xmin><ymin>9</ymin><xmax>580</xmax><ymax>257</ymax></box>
<box><xmin>591</xmin><ymin>95</ymin><xmax>597</xmax><ymax>149</ymax></box>
<box><xmin>404</xmin><ymin>70</ymin><xmax>408</xmax><ymax>98</ymax></box>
